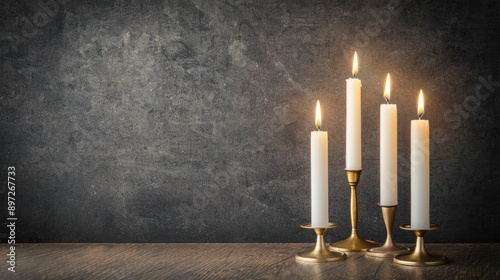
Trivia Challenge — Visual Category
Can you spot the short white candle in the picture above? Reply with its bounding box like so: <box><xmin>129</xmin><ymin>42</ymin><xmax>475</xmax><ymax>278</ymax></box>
<box><xmin>346</xmin><ymin>52</ymin><xmax>362</xmax><ymax>170</ymax></box>
<box><xmin>411</xmin><ymin>90</ymin><xmax>430</xmax><ymax>229</ymax></box>
<box><xmin>311</xmin><ymin>100</ymin><xmax>329</xmax><ymax>228</ymax></box>
<box><xmin>380</xmin><ymin>74</ymin><xmax>398</xmax><ymax>206</ymax></box>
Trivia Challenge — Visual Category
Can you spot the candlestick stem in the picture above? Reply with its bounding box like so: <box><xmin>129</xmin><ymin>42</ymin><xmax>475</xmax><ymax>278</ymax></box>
<box><xmin>351</xmin><ymin>183</ymin><xmax>358</xmax><ymax>234</ymax></box>
<box><xmin>366</xmin><ymin>205</ymin><xmax>410</xmax><ymax>257</ymax></box>
<box><xmin>296</xmin><ymin>222</ymin><xmax>346</xmax><ymax>263</ymax></box>
<box><xmin>329</xmin><ymin>170</ymin><xmax>379</xmax><ymax>252</ymax></box>
<box><xmin>393</xmin><ymin>224</ymin><xmax>448</xmax><ymax>266</ymax></box>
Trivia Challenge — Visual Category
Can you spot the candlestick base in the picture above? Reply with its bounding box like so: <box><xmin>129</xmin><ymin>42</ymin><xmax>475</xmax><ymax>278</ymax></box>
<box><xmin>329</xmin><ymin>169</ymin><xmax>380</xmax><ymax>252</ymax></box>
<box><xmin>366</xmin><ymin>204</ymin><xmax>410</xmax><ymax>258</ymax></box>
<box><xmin>329</xmin><ymin>234</ymin><xmax>379</xmax><ymax>252</ymax></box>
<box><xmin>296</xmin><ymin>222</ymin><xmax>347</xmax><ymax>263</ymax></box>
<box><xmin>393</xmin><ymin>224</ymin><xmax>448</xmax><ymax>266</ymax></box>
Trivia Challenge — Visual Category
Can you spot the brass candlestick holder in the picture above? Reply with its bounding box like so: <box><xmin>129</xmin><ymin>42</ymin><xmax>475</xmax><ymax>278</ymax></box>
<box><xmin>296</xmin><ymin>222</ymin><xmax>347</xmax><ymax>263</ymax></box>
<box><xmin>366</xmin><ymin>204</ymin><xmax>409</xmax><ymax>257</ymax></box>
<box><xmin>393</xmin><ymin>224</ymin><xmax>448</xmax><ymax>266</ymax></box>
<box><xmin>329</xmin><ymin>169</ymin><xmax>379</xmax><ymax>252</ymax></box>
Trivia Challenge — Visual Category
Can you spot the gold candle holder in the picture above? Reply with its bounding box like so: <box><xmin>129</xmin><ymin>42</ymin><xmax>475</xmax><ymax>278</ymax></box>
<box><xmin>393</xmin><ymin>224</ymin><xmax>448</xmax><ymax>266</ymax></box>
<box><xmin>365</xmin><ymin>204</ymin><xmax>410</xmax><ymax>257</ymax></box>
<box><xmin>329</xmin><ymin>169</ymin><xmax>379</xmax><ymax>252</ymax></box>
<box><xmin>296</xmin><ymin>222</ymin><xmax>347</xmax><ymax>263</ymax></box>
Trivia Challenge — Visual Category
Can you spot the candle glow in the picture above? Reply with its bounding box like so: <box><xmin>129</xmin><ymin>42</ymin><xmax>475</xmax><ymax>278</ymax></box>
<box><xmin>315</xmin><ymin>100</ymin><xmax>322</xmax><ymax>130</ymax></box>
<box><xmin>384</xmin><ymin>74</ymin><xmax>391</xmax><ymax>103</ymax></box>
<box><xmin>352</xmin><ymin>52</ymin><xmax>359</xmax><ymax>77</ymax></box>
<box><xmin>418</xmin><ymin>90</ymin><xmax>425</xmax><ymax>119</ymax></box>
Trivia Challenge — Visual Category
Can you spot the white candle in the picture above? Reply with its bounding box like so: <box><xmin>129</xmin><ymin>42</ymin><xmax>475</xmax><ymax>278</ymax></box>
<box><xmin>346</xmin><ymin>52</ymin><xmax>362</xmax><ymax>170</ymax></box>
<box><xmin>380</xmin><ymin>74</ymin><xmax>398</xmax><ymax>206</ymax></box>
<box><xmin>311</xmin><ymin>100</ymin><xmax>329</xmax><ymax>228</ymax></box>
<box><xmin>411</xmin><ymin>90</ymin><xmax>430</xmax><ymax>229</ymax></box>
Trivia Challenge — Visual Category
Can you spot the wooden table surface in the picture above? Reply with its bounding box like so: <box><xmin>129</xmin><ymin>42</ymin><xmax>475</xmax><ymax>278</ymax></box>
<box><xmin>4</xmin><ymin>243</ymin><xmax>499</xmax><ymax>279</ymax></box>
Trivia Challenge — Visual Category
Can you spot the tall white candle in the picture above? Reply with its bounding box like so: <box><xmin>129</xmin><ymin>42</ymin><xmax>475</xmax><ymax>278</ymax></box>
<box><xmin>411</xmin><ymin>90</ymin><xmax>430</xmax><ymax>229</ymax></box>
<box><xmin>380</xmin><ymin>74</ymin><xmax>398</xmax><ymax>206</ymax></box>
<box><xmin>311</xmin><ymin>100</ymin><xmax>329</xmax><ymax>228</ymax></box>
<box><xmin>346</xmin><ymin>52</ymin><xmax>362</xmax><ymax>170</ymax></box>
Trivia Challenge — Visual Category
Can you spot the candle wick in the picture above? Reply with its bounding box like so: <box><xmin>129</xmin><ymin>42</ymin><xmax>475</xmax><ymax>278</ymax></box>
<box><xmin>385</xmin><ymin>96</ymin><xmax>390</xmax><ymax>104</ymax></box>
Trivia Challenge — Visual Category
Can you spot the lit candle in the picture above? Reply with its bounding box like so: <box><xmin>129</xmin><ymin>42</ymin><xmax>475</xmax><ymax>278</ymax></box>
<box><xmin>380</xmin><ymin>74</ymin><xmax>398</xmax><ymax>206</ymax></box>
<box><xmin>411</xmin><ymin>90</ymin><xmax>430</xmax><ymax>229</ymax></box>
<box><xmin>346</xmin><ymin>52</ymin><xmax>362</xmax><ymax>170</ymax></box>
<box><xmin>311</xmin><ymin>100</ymin><xmax>329</xmax><ymax>228</ymax></box>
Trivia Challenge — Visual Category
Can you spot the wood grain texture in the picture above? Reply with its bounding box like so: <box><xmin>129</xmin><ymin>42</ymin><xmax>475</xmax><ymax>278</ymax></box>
<box><xmin>4</xmin><ymin>243</ymin><xmax>499</xmax><ymax>279</ymax></box>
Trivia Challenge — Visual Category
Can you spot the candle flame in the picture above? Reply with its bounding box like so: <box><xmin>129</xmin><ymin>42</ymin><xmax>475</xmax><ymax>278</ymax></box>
<box><xmin>315</xmin><ymin>100</ymin><xmax>322</xmax><ymax>130</ymax></box>
<box><xmin>352</xmin><ymin>52</ymin><xmax>358</xmax><ymax>77</ymax></box>
<box><xmin>418</xmin><ymin>90</ymin><xmax>425</xmax><ymax>119</ymax></box>
<box><xmin>384</xmin><ymin>73</ymin><xmax>391</xmax><ymax>103</ymax></box>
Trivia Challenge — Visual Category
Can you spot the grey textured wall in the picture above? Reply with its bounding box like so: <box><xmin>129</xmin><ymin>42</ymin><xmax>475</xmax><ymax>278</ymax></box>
<box><xmin>0</xmin><ymin>0</ymin><xmax>499</xmax><ymax>243</ymax></box>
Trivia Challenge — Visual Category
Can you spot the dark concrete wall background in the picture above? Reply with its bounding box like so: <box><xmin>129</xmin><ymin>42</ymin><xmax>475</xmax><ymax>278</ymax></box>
<box><xmin>0</xmin><ymin>0</ymin><xmax>498</xmax><ymax>243</ymax></box>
